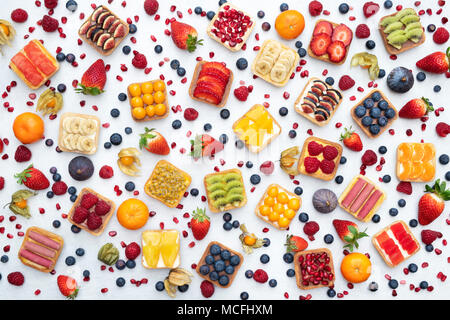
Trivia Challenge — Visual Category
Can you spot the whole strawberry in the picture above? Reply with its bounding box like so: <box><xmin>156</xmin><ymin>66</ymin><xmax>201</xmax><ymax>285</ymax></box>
<box><xmin>191</xmin><ymin>208</ymin><xmax>210</xmax><ymax>240</ymax></box>
<box><xmin>332</xmin><ymin>219</ymin><xmax>368</xmax><ymax>251</ymax></box>
<box><xmin>399</xmin><ymin>97</ymin><xmax>433</xmax><ymax>119</ymax></box>
<box><xmin>340</xmin><ymin>127</ymin><xmax>363</xmax><ymax>151</ymax></box>
<box><xmin>171</xmin><ymin>21</ymin><xmax>203</xmax><ymax>52</ymax></box>
<box><xmin>15</xmin><ymin>165</ymin><xmax>50</xmax><ymax>190</ymax></box>
<box><xmin>139</xmin><ymin>127</ymin><xmax>170</xmax><ymax>155</ymax></box>
<box><xmin>416</xmin><ymin>48</ymin><xmax>450</xmax><ymax>74</ymax></box>
<box><xmin>75</xmin><ymin>59</ymin><xmax>107</xmax><ymax>95</ymax></box>
<box><xmin>14</xmin><ymin>145</ymin><xmax>32</xmax><ymax>162</ymax></box>
<box><xmin>285</xmin><ymin>235</ymin><xmax>308</xmax><ymax>252</ymax></box>
<box><xmin>7</xmin><ymin>272</ymin><xmax>25</xmax><ymax>286</ymax></box>
<box><xmin>418</xmin><ymin>179</ymin><xmax>450</xmax><ymax>225</ymax></box>
<box><xmin>125</xmin><ymin>242</ymin><xmax>141</xmax><ymax>260</ymax></box>
<box><xmin>57</xmin><ymin>275</ymin><xmax>79</xmax><ymax>299</ymax></box>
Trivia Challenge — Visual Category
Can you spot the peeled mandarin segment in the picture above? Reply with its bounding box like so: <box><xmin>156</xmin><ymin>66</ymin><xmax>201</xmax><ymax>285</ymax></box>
<box><xmin>398</xmin><ymin>162</ymin><xmax>412</xmax><ymax>181</ymax></box>
<box><xmin>422</xmin><ymin>144</ymin><xmax>435</xmax><ymax>162</ymax></box>
<box><xmin>398</xmin><ymin>143</ymin><xmax>412</xmax><ymax>161</ymax></box>
<box><xmin>421</xmin><ymin>161</ymin><xmax>435</xmax><ymax>181</ymax></box>
<box><xmin>160</xmin><ymin>231</ymin><xmax>179</xmax><ymax>267</ymax></box>
<box><xmin>409</xmin><ymin>163</ymin><xmax>423</xmax><ymax>180</ymax></box>
<box><xmin>411</xmin><ymin>144</ymin><xmax>424</xmax><ymax>162</ymax></box>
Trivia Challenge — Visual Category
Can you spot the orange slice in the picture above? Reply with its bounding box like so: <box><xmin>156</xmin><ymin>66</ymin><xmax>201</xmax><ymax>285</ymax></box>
<box><xmin>421</xmin><ymin>161</ymin><xmax>435</xmax><ymax>181</ymax></box>
<box><xmin>422</xmin><ymin>144</ymin><xmax>435</xmax><ymax>162</ymax></box>
<box><xmin>398</xmin><ymin>162</ymin><xmax>412</xmax><ymax>181</ymax></box>
<box><xmin>411</xmin><ymin>144</ymin><xmax>424</xmax><ymax>162</ymax></box>
<box><xmin>398</xmin><ymin>143</ymin><xmax>413</xmax><ymax>161</ymax></box>
<box><xmin>409</xmin><ymin>163</ymin><xmax>423</xmax><ymax>180</ymax></box>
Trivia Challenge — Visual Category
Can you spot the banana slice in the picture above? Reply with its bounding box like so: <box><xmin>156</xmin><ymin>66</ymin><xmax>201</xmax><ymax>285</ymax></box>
<box><xmin>70</xmin><ymin>134</ymin><xmax>81</xmax><ymax>150</ymax></box>
<box><xmin>78</xmin><ymin>136</ymin><xmax>95</xmax><ymax>152</ymax></box>
<box><xmin>277</xmin><ymin>57</ymin><xmax>293</xmax><ymax>72</ymax></box>
<box><xmin>80</xmin><ymin>118</ymin><xmax>97</xmax><ymax>136</ymax></box>
<box><xmin>255</xmin><ymin>59</ymin><xmax>272</xmax><ymax>75</ymax></box>
<box><xmin>69</xmin><ymin>117</ymin><xmax>81</xmax><ymax>134</ymax></box>
<box><xmin>270</xmin><ymin>64</ymin><xmax>287</xmax><ymax>83</ymax></box>
<box><xmin>263</xmin><ymin>41</ymin><xmax>282</xmax><ymax>60</ymax></box>
<box><xmin>279</xmin><ymin>50</ymin><xmax>296</xmax><ymax>66</ymax></box>
<box><xmin>63</xmin><ymin>118</ymin><xmax>73</xmax><ymax>133</ymax></box>
<box><xmin>62</xmin><ymin>133</ymin><xmax>75</xmax><ymax>150</ymax></box>
<box><xmin>260</xmin><ymin>54</ymin><xmax>275</xmax><ymax>66</ymax></box>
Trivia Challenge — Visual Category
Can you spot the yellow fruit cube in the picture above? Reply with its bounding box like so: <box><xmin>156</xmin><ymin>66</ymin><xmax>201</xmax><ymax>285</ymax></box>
<box><xmin>245</xmin><ymin>105</ymin><xmax>265</xmax><ymax>122</ymax></box>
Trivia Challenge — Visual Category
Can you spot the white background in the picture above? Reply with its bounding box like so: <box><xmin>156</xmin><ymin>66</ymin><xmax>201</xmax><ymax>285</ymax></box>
<box><xmin>0</xmin><ymin>0</ymin><xmax>449</xmax><ymax>300</ymax></box>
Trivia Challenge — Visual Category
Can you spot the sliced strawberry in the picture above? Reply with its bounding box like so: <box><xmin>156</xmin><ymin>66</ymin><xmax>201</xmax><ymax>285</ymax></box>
<box><xmin>331</xmin><ymin>24</ymin><xmax>353</xmax><ymax>47</ymax></box>
<box><xmin>310</xmin><ymin>33</ymin><xmax>332</xmax><ymax>56</ymax></box>
<box><xmin>313</xmin><ymin>20</ymin><xmax>333</xmax><ymax>36</ymax></box>
<box><xmin>198</xmin><ymin>67</ymin><xmax>230</xmax><ymax>86</ymax></box>
<box><xmin>197</xmin><ymin>74</ymin><xmax>227</xmax><ymax>88</ymax></box>
<box><xmin>203</xmin><ymin>62</ymin><xmax>231</xmax><ymax>77</ymax></box>
<box><xmin>327</xmin><ymin>41</ymin><xmax>347</xmax><ymax>63</ymax></box>
<box><xmin>193</xmin><ymin>88</ymin><xmax>221</xmax><ymax>105</ymax></box>
<box><xmin>195</xmin><ymin>81</ymin><xmax>225</xmax><ymax>96</ymax></box>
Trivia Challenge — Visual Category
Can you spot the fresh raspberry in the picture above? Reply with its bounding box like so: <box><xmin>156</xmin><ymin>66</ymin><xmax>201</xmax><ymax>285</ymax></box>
<box><xmin>144</xmin><ymin>0</ymin><xmax>159</xmax><ymax>16</ymax></box>
<box><xmin>338</xmin><ymin>75</ymin><xmax>355</xmax><ymax>91</ymax></box>
<box><xmin>355</xmin><ymin>24</ymin><xmax>371</xmax><ymax>39</ymax></box>
<box><xmin>421</xmin><ymin>229</ymin><xmax>442</xmax><ymax>245</ymax></box>
<box><xmin>44</xmin><ymin>0</ymin><xmax>58</xmax><ymax>9</ymax></box>
<box><xmin>14</xmin><ymin>145</ymin><xmax>31</xmax><ymax>162</ymax></box>
<box><xmin>86</xmin><ymin>212</ymin><xmax>102</xmax><ymax>231</ymax></box>
<box><xmin>320</xmin><ymin>159</ymin><xmax>335</xmax><ymax>174</ymax></box>
<box><xmin>436</xmin><ymin>122</ymin><xmax>450</xmax><ymax>137</ymax></box>
<box><xmin>303</xmin><ymin>221</ymin><xmax>320</xmax><ymax>236</ymax></box>
<box><xmin>52</xmin><ymin>181</ymin><xmax>67</xmax><ymax>195</ymax></box>
<box><xmin>99</xmin><ymin>165</ymin><xmax>114</xmax><ymax>179</ymax></box>
<box><xmin>200</xmin><ymin>280</ymin><xmax>215</xmax><ymax>298</ymax></box>
<box><xmin>125</xmin><ymin>242</ymin><xmax>141</xmax><ymax>260</ymax></box>
<box><xmin>80</xmin><ymin>193</ymin><xmax>98</xmax><ymax>210</ymax></box>
<box><xmin>322</xmin><ymin>145</ymin><xmax>338</xmax><ymax>160</ymax></box>
<box><xmin>307</xmin><ymin>141</ymin><xmax>323</xmax><ymax>156</ymax></box>
<box><xmin>309</xmin><ymin>1</ymin><xmax>323</xmax><ymax>16</ymax></box>
<box><xmin>0</xmin><ymin>177</ymin><xmax>4</xmax><ymax>190</ymax></box>
<box><xmin>7</xmin><ymin>272</ymin><xmax>25</xmax><ymax>286</ymax></box>
<box><xmin>11</xmin><ymin>8</ymin><xmax>28</xmax><ymax>23</ymax></box>
<box><xmin>396</xmin><ymin>181</ymin><xmax>412</xmax><ymax>195</ymax></box>
<box><xmin>361</xmin><ymin>150</ymin><xmax>377</xmax><ymax>166</ymax></box>
<box><xmin>184</xmin><ymin>108</ymin><xmax>199</xmax><ymax>121</ymax></box>
<box><xmin>363</xmin><ymin>1</ymin><xmax>380</xmax><ymax>18</ymax></box>
<box><xmin>94</xmin><ymin>200</ymin><xmax>111</xmax><ymax>216</ymax></box>
<box><xmin>233</xmin><ymin>86</ymin><xmax>249</xmax><ymax>102</ymax></box>
<box><xmin>304</xmin><ymin>157</ymin><xmax>320</xmax><ymax>173</ymax></box>
<box><xmin>41</xmin><ymin>15</ymin><xmax>59</xmax><ymax>32</ymax></box>
<box><xmin>433</xmin><ymin>27</ymin><xmax>449</xmax><ymax>44</ymax></box>
<box><xmin>132</xmin><ymin>51</ymin><xmax>148</xmax><ymax>69</ymax></box>
<box><xmin>253</xmin><ymin>269</ymin><xmax>269</xmax><ymax>283</ymax></box>
<box><xmin>72</xmin><ymin>206</ymin><xmax>89</xmax><ymax>224</ymax></box>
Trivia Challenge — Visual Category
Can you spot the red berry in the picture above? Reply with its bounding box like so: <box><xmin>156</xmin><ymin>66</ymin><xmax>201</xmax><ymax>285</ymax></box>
<box><xmin>253</xmin><ymin>269</ymin><xmax>269</xmax><ymax>283</ymax></box>
<box><xmin>233</xmin><ymin>86</ymin><xmax>249</xmax><ymax>102</ymax></box>
<box><xmin>183</xmin><ymin>108</ymin><xmax>199</xmax><ymax>121</ymax></box>
<box><xmin>338</xmin><ymin>75</ymin><xmax>355</xmax><ymax>91</ymax></box>
<box><xmin>309</xmin><ymin>1</ymin><xmax>323</xmax><ymax>16</ymax></box>
<box><xmin>11</xmin><ymin>8</ymin><xmax>28</xmax><ymax>23</ymax></box>
<box><xmin>355</xmin><ymin>24</ymin><xmax>370</xmax><ymax>39</ymax></box>
<box><xmin>125</xmin><ymin>242</ymin><xmax>141</xmax><ymax>260</ymax></box>
<box><xmin>200</xmin><ymin>280</ymin><xmax>215</xmax><ymax>298</ymax></box>
<box><xmin>361</xmin><ymin>150</ymin><xmax>377</xmax><ymax>166</ymax></box>
<box><xmin>99</xmin><ymin>165</ymin><xmax>114</xmax><ymax>179</ymax></box>
<box><xmin>41</xmin><ymin>15</ymin><xmax>59</xmax><ymax>32</ymax></box>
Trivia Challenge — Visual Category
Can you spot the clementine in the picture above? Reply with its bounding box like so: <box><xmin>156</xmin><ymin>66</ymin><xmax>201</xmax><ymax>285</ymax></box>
<box><xmin>117</xmin><ymin>198</ymin><xmax>149</xmax><ymax>230</ymax></box>
<box><xmin>12</xmin><ymin>112</ymin><xmax>45</xmax><ymax>144</ymax></box>
<box><xmin>275</xmin><ymin>10</ymin><xmax>305</xmax><ymax>40</ymax></box>
<box><xmin>340</xmin><ymin>252</ymin><xmax>372</xmax><ymax>283</ymax></box>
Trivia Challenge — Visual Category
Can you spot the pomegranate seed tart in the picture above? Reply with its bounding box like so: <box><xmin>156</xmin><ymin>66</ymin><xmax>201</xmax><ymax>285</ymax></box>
<box><xmin>396</xmin><ymin>142</ymin><xmax>436</xmax><ymax>182</ymax></box>
<box><xmin>294</xmin><ymin>248</ymin><xmax>335</xmax><ymax>290</ymax></box>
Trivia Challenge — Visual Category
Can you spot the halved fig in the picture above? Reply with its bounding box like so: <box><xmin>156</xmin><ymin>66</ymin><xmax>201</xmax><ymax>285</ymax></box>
<box><xmin>314</xmin><ymin>110</ymin><xmax>329</xmax><ymax>121</ymax></box>
<box><xmin>311</xmin><ymin>85</ymin><xmax>324</xmax><ymax>96</ymax></box>
<box><xmin>97</xmin><ymin>33</ymin><xmax>111</xmax><ymax>47</ymax></box>
<box><xmin>318</xmin><ymin>101</ymin><xmax>334</xmax><ymax>112</ymax></box>
<box><xmin>103</xmin><ymin>37</ymin><xmax>115</xmax><ymax>51</ymax></box>
<box><xmin>91</xmin><ymin>6</ymin><xmax>104</xmax><ymax>22</ymax></box>
<box><xmin>306</xmin><ymin>91</ymin><xmax>320</xmax><ymax>104</ymax></box>
<box><xmin>322</xmin><ymin>94</ymin><xmax>338</xmax><ymax>105</ymax></box>
<box><xmin>79</xmin><ymin>20</ymin><xmax>92</xmax><ymax>35</ymax></box>
<box><xmin>327</xmin><ymin>89</ymin><xmax>342</xmax><ymax>100</ymax></box>
<box><xmin>107</xmin><ymin>19</ymin><xmax>121</xmax><ymax>33</ymax></box>
<box><xmin>301</xmin><ymin>103</ymin><xmax>315</xmax><ymax>114</ymax></box>
<box><xmin>86</xmin><ymin>25</ymin><xmax>99</xmax><ymax>39</ymax></box>
<box><xmin>304</xmin><ymin>97</ymin><xmax>318</xmax><ymax>107</ymax></box>
<box><xmin>97</xmin><ymin>12</ymin><xmax>111</xmax><ymax>25</ymax></box>
<box><xmin>92</xmin><ymin>29</ymin><xmax>105</xmax><ymax>42</ymax></box>
<box><xmin>113</xmin><ymin>24</ymin><xmax>127</xmax><ymax>38</ymax></box>
<box><xmin>103</xmin><ymin>15</ymin><xmax>116</xmax><ymax>30</ymax></box>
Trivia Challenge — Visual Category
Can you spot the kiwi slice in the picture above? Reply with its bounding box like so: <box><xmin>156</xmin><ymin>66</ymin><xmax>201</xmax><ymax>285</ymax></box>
<box><xmin>222</xmin><ymin>172</ymin><xmax>241</xmax><ymax>183</ymax></box>
<box><xmin>387</xmin><ymin>30</ymin><xmax>406</xmax><ymax>42</ymax></box>
<box><xmin>209</xmin><ymin>189</ymin><xmax>226</xmax><ymax>200</ymax></box>
<box><xmin>406</xmin><ymin>28</ymin><xmax>424</xmax><ymax>42</ymax></box>
<box><xmin>207</xmin><ymin>182</ymin><xmax>227</xmax><ymax>193</ymax></box>
<box><xmin>225</xmin><ymin>180</ymin><xmax>243</xmax><ymax>191</ymax></box>
<box><xmin>205</xmin><ymin>175</ymin><xmax>222</xmax><ymax>186</ymax></box>
<box><xmin>380</xmin><ymin>15</ymin><xmax>399</xmax><ymax>27</ymax></box>
<box><xmin>227</xmin><ymin>187</ymin><xmax>244</xmax><ymax>195</ymax></box>
<box><xmin>400</xmin><ymin>14</ymin><xmax>420</xmax><ymax>25</ymax></box>
<box><xmin>388</xmin><ymin>34</ymin><xmax>409</xmax><ymax>49</ymax></box>
<box><xmin>395</xmin><ymin>8</ymin><xmax>417</xmax><ymax>20</ymax></box>
<box><xmin>405</xmin><ymin>22</ymin><xmax>422</xmax><ymax>31</ymax></box>
<box><xmin>384</xmin><ymin>21</ymin><xmax>404</xmax><ymax>33</ymax></box>
<box><xmin>225</xmin><ymin>194</ymin><xmax>244</xmax><ymax>204</ymax></box>
<box><xmin>213</xmin><ymin>198</ymin><xmax>229</xmax><ymax>208</ymax></box>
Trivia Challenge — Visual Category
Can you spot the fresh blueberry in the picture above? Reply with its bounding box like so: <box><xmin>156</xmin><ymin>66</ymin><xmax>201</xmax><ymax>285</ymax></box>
<box><xmin>446</xmin><ymin>171</ymin><xmax>450</xmax><ymax>181</ymax></box>
<box><xmin>263</xmin><ymin>238</ymin><xmax>271</xmax><ymax>247</ymax></box>
<box><xmin>230</xmin><ymin>255</ymin><xmax>240</xmax><ymax>266</ymax></box>
<box><xmin>245</xmin><ymin>161</ymin><xmax>253</xmax><ymax>169</ymax></box>
<box><xmin>355</xmin><ymin>105</ymin><xmax>366</xmax><ymax>118</ymax></box>
<box><xmin>118</xmin><ymin>93</ymin><xmax>127</xmax><ymax>101</ymax></box>
<box><xmin>65</xmin><ymin>0</ymin><xmax>78</xmax><ymax>12</ymax></box>
<box><xmin>324</xmin><ymin>234</ymin><xmax>334</xmax><ymax>244</ymax></box>
<box><xmin>371</xmin><ymin>91</ymin><xmax>382</xmax><ymax>102</ymax></box>
<box><xmin>209</xmin><ymin>271</ymin><xmax>219</xmax><ymax>281</ymax></box>
<box><xmin>339</xmin><ymin>3</ymin><xmax>350</xmax><ymax>14</ymax></box>
<box><xmin>289</xmin><ymin>130</ymin><xmax>297</xmax><ymax>138</ymax></box>
<box><xmin>425</xmin><ymin>244</ymin><xmax>434</xmax><ymax>252</ymax></box>
<box><xmin>223</xmin><ymin>222</ymin><xmax>233</xmax><ymax>231</ymax></box>
<box><xmin>199</xmin><ymin>265</ymin><xmax>210</xmax><ymax>275</ymax></box>
<box><xmin>218</xmin><ymin>0</ymin><xmax>227</xmax><ymax>5</ymax></box>
<box><xmin>409</xmin><ymin>219</ymin><xmax>418</xmax><ymax>228</ymax></box>
<box><xmin>236</xmin><ymin>58</ymin><xmax>248</xmax><ymax>70</ymax></box>
<box><xmin>250</xmin><ymin>174</ymin><xmax>261</xmax><ymax>185</ymax></box>
<box><xmin>419</xmin><ymin>281</ymin><xmax>428</xmax><ymax>289</ymax></box>
<box><xmin>65</xmin><ymin>256</ymin><xmax>76</xmax><ymax>266</ymax></box>
<box><xmin>370</xmin><ymin>107</ymin><xmax>382</xmax><ymax>118</ymax></box>
<box><xmin>194</xmin><ymin>6</ymin><xmax>202</xmax><ymax>14</ymax></box>
<box><xmin>280</xmin><ymin>3</ymin><xmax>289</xmax><ymax>11</ymax></box>
<box><xmin>257</xmin><ymin>10</ymin><xmax>265</xmax><ymax>18</ymax></box>
<box><xmin>110</xmin><ymin>133</ymin><xmax>122</xmax><ymax>146</ymax></box>
<box><xmin>65</xmin><ymin>53</ymin><xmax>75</xmax><ymax>63</ymax></box>
<box><xmin>298</xmin><ymin>212</ymin><xmax>309</xmax><ymax>223</ymax></box>
<box><xmin>221</xmin><ymin>250</ymin><xmax>231</xmax><ymax>261</ymax></box>
<box><xmin>232</xmin><ymin>220</ymin><xmax>240</xmax><ymax>228</ymax></box>
<box><xmin>262</xmin><ymin>22</ymin><xmax>271</xmax><ymax>31</ymax></box>
<box><xmin>369</xmin><ymin>124</ymin><xmax>381</xmax><ymax>135</ymax></box>
<box><xmin>47</xmin><ymin>191</ymin><xmax>54</xmax><ymax>198</ymax></box>
<box><xmin>366</xmin><ymin>40</ymin><xmax>376</xmax><ymax>50</ymax></box>
<box><xmin>205</xmin><ymin>255</ymin><xmax>215</xmax><ymax>265</ymax></box>
<box><xmin>364</xmin><ymin>98</ymin><xmax>375</xmax><ymax>109</ymax></box>
<box><xmin>210</xmin><ymin>244</ymin><xmax>221</xmax><ymax>256</ymax></box>
<box><xmin>57</xmin><ymin>83</ymin><xmax>66</xmax><ymax>93</ymax></box>
<box><xmin>45</xmin><ymin>139</ymin><xmax>54</xmax><ymax>147</ymax></box>
<box><xmin>327</xmin><ymin>288</ymin><xmax>337</xmax><ymax>297</ymax></box>
<box><xmin>297</xmin><ymin>48</ymin><xmax>307</xmax><ymax>57</ymax></box>
<box><xmin>1</xmin><ymin>255</ymin><xmax>8</xmax><ymax>263</ymax></box>
<box><xmin>206</xmin><ymin>11</ymin><xmax>216</xmax><ymax>20</ymax></box>
<box><xmin>385</xmin><ymin>108</ymin><xmax>396</xmax><ymax>119</ymax></box>
<box><xmin>203</xmin><ymin>123</ymin><xmax>212</xmax><ymax>132</ymax></box>
<box><xmin>53</xmin><ymin>220</ymin><xmax>61</xmax><ymax>228</ymax></box>
<box><xmin>295</xmin><ymin>41</ymin><xmax>303</xmax><ymax>48</ymax></box>
<box><xmin>115</xmin><ymin>259</ymin><xmax>126</xmax><ymax>270</ymax></box>
<box><xmin>427</xmin><ymin>24</ymin><xmax>436</xmax><ymax>32</ymax></box>
<box><xmin>245</xmin><ymin>270</ymin><xmax>254</xmax><ymax>279</ymax></box>
<box><xmin>369</xmin><ymin>281</ymin><xmax>379</xmax><ymax>292</ymax></box>
<box><xmin>335</xmin><ymin>175</ymin><xmax>344</xmax><ymax>184</ymax></box>
<box><xmin>286</xmin><ymin>269</ymin><xmax>295</xmax><ymax>277</ymax></box>
<box><xmin>235</xmin><ymin>140</ymin><xmax>244</xmax><ymax>149</ymax></box>
<box><xmin>283</xmin><ymin>253</ymin><xmax>294</xmax><ymax>263</ymax></box>
<box><xmin>408</xmin><ymin>263</ymin><xmax>418</xmax><ymax>273</ymax></box>
<box><xmin>225</xmin><ymin>265</ymin><xmax>235</xmax><ymax>275</ymax></box>
<box><xmin>124</xmin><ymin>127</ymin><xmax>132</xmax><ymax>135</ymax></box>
<box><xmin>129</xmin><ymin>24</ymin><xmax>137</xmax><ymax>34</ymax></box>
<box><xmin>70</xmin><ymin>194</ymin><xmax>78</xmax><ymax>203</ymax></box>
<box><xmin>155</xmin><ymin>281</ymin><xmax>165</xmax><ymax>291</ymax></box>
<box><xmin>71</xmin><ymin>225</ymin><xmax>81</xmax><ymax>233</ymax></box>
<box><xmin>220</xmin><ymin>108</ymin><xmax>230</xmax><ymax>119</ymax></box>
<box><xmin>116</xmin><ymin>277</ymin><xmax>126</xmax><ymax>287</ymax></box>
<box><xmin>325</xmin><ymin>77</ymin><xmax>335</xmax><ymax>86</ymax></box>
<box><xmin>219</xmin><ymin>133</ymin><xmax>228</xmax><ymax>144</ymax></box>
<box><xmin>340</xmin><ymin>156</ymin><xmax>347</xmax><ymax>164</ymax></box>
<box><xmin>75</xmin><ymin>248</ymin><xmax>85</xmax><ymax>256</ymax></box>
<box><xmin>223</xmin><ymin>212</ymin><xmax>232</xmax><ymax>222</ymax></box>
<box><xmin>382</xmin><ymin>175</ymin><xmax>391</xmax><ymax>183</ymax></box>
<box><xmin>53</xmin><ymin>173</ymin><xmax>61</xmax><ymax>182</ymax></box>
<box><xmin>416</xmin><ymin>72</ymin><xmax>426</xmax><ymax>81</ymax></box>
<box><xmin>384</xmin><ymin>0</ymin><xmax>393</xmax><ymax>9</ymax></box>
<box><xmin>362</xmin><ymin>116</ymin><xmax>373</xmax><ymax>127</ymax></box>
<box><xmin>172</xmin><ymin>120</ymin><xmax>182</xmax><ymax>129</ymax></box>
<box><xmin>56</xmin><ymin>52</ymin><xmax>66</xmax><ymax>62</ymax></box>
<box><xmin>240</xmin><ymin>291</ymin><xmax>249</xmax><ymax>300</ymax></box>
<box><xmin>83</xmin><ymin>270</ymin><xmax>90</xmax><ymax>278</ymax></box>
<box><xmin>378</xmin><ymin>69</ymin><xmax>386</xmax><ymax>78</ymax></box>
<box><xmin>398</xmin><ymin>199</ymin><xmax>406</xmax><ymax>207</ymax></box>
<box><xmin>294</xmin><ymin>187</ymin><xmax>303</xmax><ymax>195</ymax></box>
<box><xmin>125</xmin><ymin>181</ymin><xmax>135</xmax><ymax>191</ymax></box>
<box><xmin>176</xmin><ymin>67</ymin><xmax>186</xmax><ymax>77</ymax></box>
<box><xmin>126</xmin><ymin>260</ymin><xmax>136</xmax><ymax>269</ymax></box>
<box><xmin>260</xmin><ymin>254</ymin><xmax>270</xmax><ymax>264</ymax></box>
<box><xmin>378</xmin><ymin>100</ymin><xmax>389</xmax><ymax>110</ymax></box>
<box><xmin>279</xmin><ymin>107</ymin><xmax>288</xmax><ymax>116</ymax></box>
<box><xmin>170</xmin><ymin>59</ymin><xmax>180</xmax><ymax>70</ymax></box>
<box><xmin>372</xmin><ymin>214</ymin><xmax>381</xmax><ymax>223</ymax></box>
<box><xmin>122</xmin><ymin>45</ymin><xmax>131</xmax><ymax>55</ymax></box>
<box><xmin>434</xmin><ymin>85</ymin><xmax>441</xmax><ymax>92</ymax></box>
<box><xmin>378</xmin><ymin>116</ymin><xmax>388</xmax><ymax>127</ymax></box>
<box><xmin>269</xmin><ymin>279</ymin><xmax>277</xmax><ymax>287</ymax></box>
<box><xmin>190</xmin><ymin>188</ymin><xmax>199</xmax><ymax>197</ymax></box>
<box><xmin>439</xmin><ymin>154</ymin><xmax>449</xmax><ymax>165</ymax></box>
<box><xmin>388</xmin><ymin>279</ymin><xmax>399</xmax><ymax>289</ymax></box>
<box><xmin>154</xmin><ymin>45</ymin><xmax>163</xmax><ymax>54</ymax></box>
<box><xmin>389</xmin><ymin>208</ymin><xmax>399</xmax><ymax>216</ymax></box>
<box><xmin>178</xmin><ymin>284</ymin><xmax>189</xmax><ymax>293</ymax></box>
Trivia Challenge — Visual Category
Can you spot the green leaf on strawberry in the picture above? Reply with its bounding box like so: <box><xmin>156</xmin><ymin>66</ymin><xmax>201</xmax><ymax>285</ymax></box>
<box><xmin>343</xmin><ymin>225</ymin><xmax>368</xmax><ymax>252</ymax></box>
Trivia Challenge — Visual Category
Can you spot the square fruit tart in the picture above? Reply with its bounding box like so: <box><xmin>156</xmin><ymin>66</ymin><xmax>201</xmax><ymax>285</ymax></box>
<box><xmin>196</xmin><ymin>241</ymin><xmax>244</xmax><ymax>288</ymax></box>
<box><xmin>294</xmin><ymin>77</ymin><xmax>343</xmax><ymax>126</ymax></box>
<box><xmin>307</xmin><ymin>20</ymin><xmax>353</xmax><ymax>65</ymax></box>
<box><xmin>372</xmin><ymin>220</ymin><xmax>420</xmax><ymax>268</ymax></box>
<box><xmin>379</xmin><ymin>8</ymin><xmax>425</xmax><ymax>55</ymax></box>
<box><xmin>251</xmin><ymin>39</ymin><xmax>300</xmax><ymax>87</ymax></box>
<box><xmin>9</xmin><ymin>39</ymin><xmax>59</xmax><ymax>90</ymax></box>
<box><xmin>58</xmin><ymin>112</ymin><xmax>100</xmax><ymax>155</ymax></box>
<box><xmin>68</xmin><ymin>188</ymin><xmax>116</xmax><ymax>236</ymax></box>
<box><xmin>298</xmin><ymin>137</ymin><xmax>342</xmax><ymax>181</ymax></box>
<box><xmin>18</xmin><ymin>227</ymin><xmax>64</xmax><ymax>273</ymax></box>
<box><xmin>351</xmin><ymin>89</ymin><xmax>398</xmax><ymax>138</ymax></box>
<box><xmin>232</xmin><ymin>104</ymin><xmax>281</xmax><ymax>153</ymax></box>
<box><xmin>294</xmin><ymin>248</ymin><xmax>335</xmax><ymax>290</ymax></box>
<box><xmin>141</xmin><ymin>230</ymin><xmax>180</xmax><ymax>269</ymax></box>
<box><xmin>78</xmin><ymin>5</ymin><xmax>129</xmax><ymax>56</ymax></box>
<box><xmin>189</xmin><ymin>61</ymin><xmax>233</xmax><ymax>107</ymax></box>
<box><xmin>204</xmin><ymin>169</ymin><xmax>247</xmax><ymax>213</ymax></box>
<box><xmin>396</xmin><ymin>142</ymin><xmax>436</xmax><ymax>182</ymax></box>
<box><xmin>128</xmin><ymin>80</ymin><xmax>168</xmax><ymax>121</ymax></box>
<box><xmin>206</xmin><ymin>3</ymin><xmax>255</xmax><ymax>52</ymax></box>
<box><xmin>338</xmin><ymin>175</ymin><xmax>386</xmax><ymax>222</ymax></box>
<box><xmin>255</xmin><ymin>184</ymin><xmax>301</xmax><ymax>230</ymax></box>
<box><xmin>144</xmin><ymin>160</ymin><xmax>191</xmax><ymax>208</ymax></box>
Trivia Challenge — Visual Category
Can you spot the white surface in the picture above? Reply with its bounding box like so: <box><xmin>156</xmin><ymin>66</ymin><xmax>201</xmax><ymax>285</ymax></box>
<box><xmin>0</xmin><ymin>0</ymin><xmax>449</xmax><ymax>300</ymax></box>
